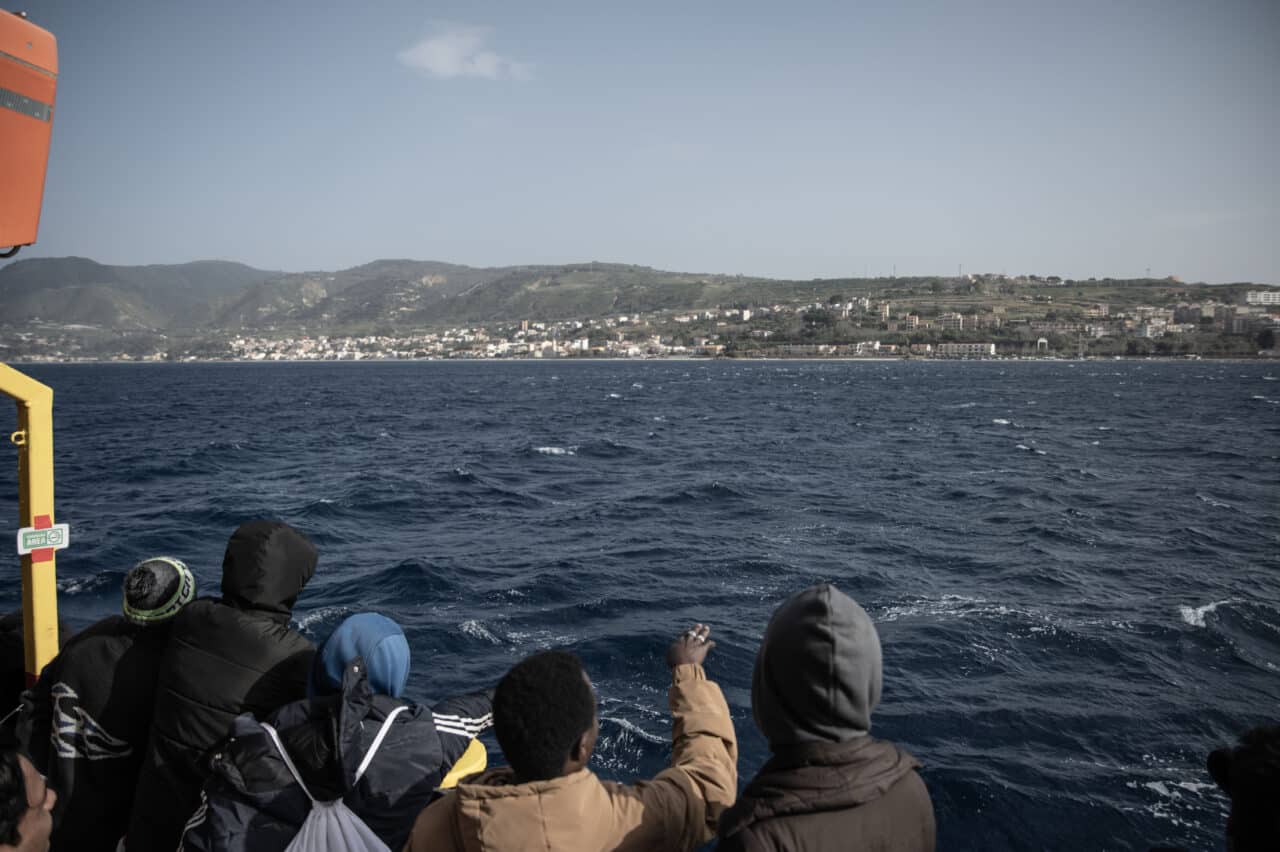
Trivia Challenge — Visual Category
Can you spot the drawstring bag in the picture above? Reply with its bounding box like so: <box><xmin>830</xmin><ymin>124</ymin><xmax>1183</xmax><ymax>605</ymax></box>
<box><xmin>261</xmin><ymin>705</ymin><xmax>409</xmax><ymax>852</ymax></box>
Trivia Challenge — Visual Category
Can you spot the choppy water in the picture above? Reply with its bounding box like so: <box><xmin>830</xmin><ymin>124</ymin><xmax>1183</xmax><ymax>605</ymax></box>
<box><xmin>2</xmin><ymin>360</ymin><xmax>1277</xmax><ymax>850</ymax></box>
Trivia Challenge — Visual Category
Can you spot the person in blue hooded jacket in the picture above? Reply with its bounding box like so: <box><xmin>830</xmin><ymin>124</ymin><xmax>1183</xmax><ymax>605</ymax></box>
<box><xmin>179</xmin><ymin>612</ymin><xmax>494</xmax><ymax>852</ymax></box>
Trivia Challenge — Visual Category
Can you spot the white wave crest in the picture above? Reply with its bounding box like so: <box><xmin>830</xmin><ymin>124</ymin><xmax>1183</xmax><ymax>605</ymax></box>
<box><xmin>534</xmin><ymin>446</ymin><xmax>576</xmax><ymax>456</ymax></box>
<box><xmin>600</xmin><ymin>715</ymin><xmax>666</xmax><ymax>745</ymax></box>
<box><xmin>56</xmin><ymin>574</ymin><xmax>114</xmax><ymax>596</ymax></box>
<box><xmin>459</xmin><ymin>619</ymin><xmax>502</xmax><ymax>644</ymax></box>
<box><xmin>1136</xmin><ymin>778</ymin><xmax>1219</xmax><ymax>801</ymax></box>
<box><xmin>1124</xmin><ymin>767</ymin><xmax>1220</xmax><ymax>829</ymax></box>
<box><xmin>877</xmin><ymin>595</ymin><xmax>1136</xmax><ymax>636</ymax></box>
<box><xmin>877</xmin><ymin>594</ymin><xmax>989</xmax><ymax>622</ymax></box>
<box><xmin>1179</xmin><ymin>600</ymin><xmax>1230</xmax><ymax>628</ymax></box>
<box><xmin>503</xmin><ymin>629</ymin><xmax>576</xmax><ymax>649</ymax></box>
<box><xmin>992</xmin><ymin>418</ymin><xmax>1010</xmax><ymax>425</ymax></box>
<box><xmin>295</xmin><ymin>605</ymin><xmax>352</xmax><ymax>632</ymax></box>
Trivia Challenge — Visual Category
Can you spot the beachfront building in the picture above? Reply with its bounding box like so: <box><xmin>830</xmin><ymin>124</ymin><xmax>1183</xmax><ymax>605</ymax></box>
<box><xmin>935</xmin><ymin>342</ymin><xmax>997</xmax><ymax>359</ymax></box>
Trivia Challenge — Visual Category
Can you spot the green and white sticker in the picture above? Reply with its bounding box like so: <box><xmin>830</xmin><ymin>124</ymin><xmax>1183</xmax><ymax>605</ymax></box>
<box><xmin>16</xmin><ymin>524</ymin><xmax>69</xmax><ymax>555</ymax></box>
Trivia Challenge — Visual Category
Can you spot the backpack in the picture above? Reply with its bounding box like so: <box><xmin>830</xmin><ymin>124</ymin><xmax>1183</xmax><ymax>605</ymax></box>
<box><xmin>260</xmin><ymin>705</ymin><xmax>409</xmax><ymax>852</ymax></box>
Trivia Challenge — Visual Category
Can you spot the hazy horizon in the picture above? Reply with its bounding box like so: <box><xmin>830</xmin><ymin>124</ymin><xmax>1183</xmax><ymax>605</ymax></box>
<box><xmin>11</xmin><ymin>0</ymin><xmax>1279</xmax><ymax>285</ymax></box>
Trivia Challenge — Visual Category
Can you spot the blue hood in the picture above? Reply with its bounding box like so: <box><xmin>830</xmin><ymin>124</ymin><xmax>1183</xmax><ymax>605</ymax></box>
<box><xmin>310</xmin><ymin>612</ymin><xmax>410</xmax><ymax>698</ymax></box>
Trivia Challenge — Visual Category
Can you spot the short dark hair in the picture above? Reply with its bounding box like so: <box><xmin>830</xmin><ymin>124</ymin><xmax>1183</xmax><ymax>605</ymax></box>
<box><xmin>1209</xmin><ymin>725</ymin><xmax>1280</xmax><ymax>851</ymax></box>
<box><xmin>0</xmin><ymin>745</ymin><xmax>26</xmax><ymax>846</ymax></box>
<box><xmin>493</xmin><ymin>650</ymin><xmax>595</xmax><ymax>781</ymax></box>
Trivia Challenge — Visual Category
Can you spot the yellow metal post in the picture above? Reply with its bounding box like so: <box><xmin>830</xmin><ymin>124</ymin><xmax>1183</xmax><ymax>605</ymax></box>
<box><xmin>0</xmin><ymin>364</ymin><xmax>59</xmax><ymax>683</ymax></box>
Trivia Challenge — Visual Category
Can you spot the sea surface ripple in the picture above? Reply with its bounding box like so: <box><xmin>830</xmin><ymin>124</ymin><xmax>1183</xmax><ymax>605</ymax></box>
<box><xmin>2</xmin><ymin>360</ymin><xmax>1277</xmax><ymax>850</ymax></box>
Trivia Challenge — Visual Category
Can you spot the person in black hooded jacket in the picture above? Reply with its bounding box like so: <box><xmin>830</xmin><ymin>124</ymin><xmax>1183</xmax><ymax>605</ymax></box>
<box><xmin>125</xmin><ymin>521</ymin><xmax>318</xmax><ymax>852</ymax></box>
<box><xmin>718</xmin><ymin>583</ymin><xmax>936</xmax><ymax>852</ymax></box>
<box><xmin>180</xmin><ymin>612</ymin><xmax>493</xmax><ymax>852</ymax></box>
<box><xmin>17</xmin><ymin>557</ymin><xmax>196</xmax><ymax>852</ymax></box>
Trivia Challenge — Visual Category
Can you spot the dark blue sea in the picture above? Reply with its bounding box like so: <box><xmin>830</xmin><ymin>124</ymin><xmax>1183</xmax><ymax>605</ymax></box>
<box><xmin>2</xmin><ymin>361</ymin><xmax>1277</xmax><ymax>850</ymax></box>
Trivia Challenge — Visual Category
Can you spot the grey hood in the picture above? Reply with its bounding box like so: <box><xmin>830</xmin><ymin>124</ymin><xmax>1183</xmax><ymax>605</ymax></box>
<box><xmin>752</xmin><ymin>583</ymin><xmax>883</xmax><ymax>748</ymax></box>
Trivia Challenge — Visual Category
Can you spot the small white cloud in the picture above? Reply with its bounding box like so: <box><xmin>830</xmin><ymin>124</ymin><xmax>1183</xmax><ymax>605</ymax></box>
<box><xmin>398</xmin><ymin>26</ymin><xmax>531</xmax><ymax>81</ymax></box>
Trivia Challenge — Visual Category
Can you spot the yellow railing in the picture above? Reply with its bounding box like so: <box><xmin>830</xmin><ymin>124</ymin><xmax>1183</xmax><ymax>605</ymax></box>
<box><xmin>0</xmin><ymin>363</ymin><xmax>59</xmax><ymax>683</ymax></box>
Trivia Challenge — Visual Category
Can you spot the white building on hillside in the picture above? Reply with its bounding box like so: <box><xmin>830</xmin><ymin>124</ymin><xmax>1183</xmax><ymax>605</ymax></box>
<box><xmin>935</xmin><ymin>342</ymin><xmax>996</xmax><ymax>359</ymax></box>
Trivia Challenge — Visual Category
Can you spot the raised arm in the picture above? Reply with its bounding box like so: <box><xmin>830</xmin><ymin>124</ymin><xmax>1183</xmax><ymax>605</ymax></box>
<box><xmin>632</xmin><ymin>624</ymin><xmax>739</xmax><ymax>850</ymax></box>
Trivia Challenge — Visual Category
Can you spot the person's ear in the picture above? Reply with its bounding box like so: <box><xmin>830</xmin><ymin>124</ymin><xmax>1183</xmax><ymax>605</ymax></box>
<box><xmin>571</xmin><ymin>730</ymin><xmax>590</xmax><ymax>763</ymax></box>
<box><xmin>570</xmin><ymin>718</ymin><xmax>599</xmax><ymax>767</ymax></box>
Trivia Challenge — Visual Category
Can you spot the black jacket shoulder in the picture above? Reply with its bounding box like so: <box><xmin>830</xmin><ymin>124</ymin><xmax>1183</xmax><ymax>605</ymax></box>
<box><xmin>180</xmin><ymin>661</ymin><xmax>464</xmax><ymax>852</ymax></box>
<box><xmin>16</xmin><ymin>614</ymin><xmax>170</xmax><ymax>852</ymax></box>
<box><xmin>127</xmin><ymin>520</ymin><xmax>319</xmax><ymax>852</ymax></box>
<box><xmin>127</xmin><ymin>600</ymin><xmax>314</xmax><ymax>852</ymax></box>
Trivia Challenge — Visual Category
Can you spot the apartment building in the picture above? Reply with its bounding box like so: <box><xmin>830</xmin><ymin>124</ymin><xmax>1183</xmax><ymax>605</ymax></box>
<box><xmin>935</xmin><ymin>342</ymin><xmax>997</xmax><ymax>358</ymax></box>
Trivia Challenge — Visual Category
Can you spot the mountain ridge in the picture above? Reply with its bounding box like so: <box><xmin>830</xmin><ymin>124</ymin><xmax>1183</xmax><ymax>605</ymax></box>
<box><xmin>0</xmin><ymin>257</ymin><xmax>280</xmax><ymax>329</ymax></box>
<box><xmin>0</xmin><ymin>256</ymin><xmax>780</xmax><ymax>331</ymax></box>
<box><xmin>1</xmin><ymin>256</ymin><xmax>1272</xmax><ymax>336</ymax></box>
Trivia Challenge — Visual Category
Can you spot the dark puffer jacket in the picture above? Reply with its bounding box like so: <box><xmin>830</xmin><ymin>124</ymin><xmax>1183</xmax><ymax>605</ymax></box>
<box><xmin>179</xmin><ymin>660</ymin><xmax>493</xmax><ymax>852</ymax></box>
<box><xmin>127</xmin><ymin>521</ymin><xmax>317</xmax><ymax>852</ymax></box>
<box><xmin>17</xmin><ymin>616</ymin><xmax>169</xmax><ymax>852</ymax></box>
<box><xmin>718</xmin><ymin>583</ymin><xmax>936</xmax><ymax>852</ymax></box>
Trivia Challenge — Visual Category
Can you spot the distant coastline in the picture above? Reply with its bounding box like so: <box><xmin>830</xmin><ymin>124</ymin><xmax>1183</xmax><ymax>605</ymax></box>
<box><xmin>8</xmin><ymin>355</ymin><xmax>1273</xmax><ymax>366</ymax></box>
<box><xmin>3</xmin><ymin>257</ymin><xmax>1276</xmax><ymax>363</ymax></box>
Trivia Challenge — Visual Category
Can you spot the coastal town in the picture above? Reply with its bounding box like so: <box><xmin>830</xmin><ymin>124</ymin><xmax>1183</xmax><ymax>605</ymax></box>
<box><xmin>4</xmin><ymin>278</ymin><xmax>1279</xmax><ymax>362</ymax></box>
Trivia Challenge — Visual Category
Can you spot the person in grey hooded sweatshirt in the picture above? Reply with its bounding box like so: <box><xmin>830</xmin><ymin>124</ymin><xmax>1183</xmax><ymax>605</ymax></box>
<box><xmin>718</xmin><ymin>583</ymin><xmax>936</xmax><ymax>852</ymax></box>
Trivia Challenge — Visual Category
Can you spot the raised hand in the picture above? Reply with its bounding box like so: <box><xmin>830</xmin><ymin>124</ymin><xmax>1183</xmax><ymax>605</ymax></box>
<box><xmin>666</xmin><ymin>623</ymin><xmax>715</xmax><ymax>668</ymax></box>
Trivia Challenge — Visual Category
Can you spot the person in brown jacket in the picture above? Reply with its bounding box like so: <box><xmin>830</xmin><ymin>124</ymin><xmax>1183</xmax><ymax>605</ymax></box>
<box><xmin>404</xmin><ymin>623</ymin><xmax>737</xmax><ymax>851</ymax></box>
<box><xmin>717</xmin><ymin>584</ymin><xmax>936</xmax><ymax>852</ymax></box>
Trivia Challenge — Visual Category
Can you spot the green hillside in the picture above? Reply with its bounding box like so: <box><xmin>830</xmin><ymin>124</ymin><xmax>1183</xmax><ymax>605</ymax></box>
<box><xmin>1</xmin><ymin>256</ymin><xmax>1274</xmax><ymax>340</ymax></box>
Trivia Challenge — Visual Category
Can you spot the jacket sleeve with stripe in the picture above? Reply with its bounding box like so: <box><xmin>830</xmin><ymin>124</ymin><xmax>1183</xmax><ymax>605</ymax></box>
<box><xmin>430</xmin><ymin>688</ymin><xmax>494</xmax><ymax>768</ymax></box>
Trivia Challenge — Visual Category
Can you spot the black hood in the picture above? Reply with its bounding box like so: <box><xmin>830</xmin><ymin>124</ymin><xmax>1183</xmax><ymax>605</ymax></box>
<box><xmin>752</xmin><ymin>583</ymin><xmax>882</xmax><ymax>748</ymax></box>
<box><xmin>220</xmin><ymin>520</ymin><xmax>317</xmax><ymax>618</ymax></box>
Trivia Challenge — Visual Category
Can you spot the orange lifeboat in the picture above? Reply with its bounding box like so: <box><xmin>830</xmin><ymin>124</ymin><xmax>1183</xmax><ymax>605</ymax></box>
<box><xmin>0</xmin><ymin>10</ymin><xmax>57</xmax><ymax>255</ymax></box>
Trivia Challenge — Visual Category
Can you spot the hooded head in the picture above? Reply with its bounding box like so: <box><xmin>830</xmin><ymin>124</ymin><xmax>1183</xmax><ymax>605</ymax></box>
<box><xmin>122</xmin><ymin>557</ymin><xmax>196</xmax><ymax>625</ymax></box>
<box><xmin>752</xmin><ymin>583</ymin><xmax>883</xmax><ymax>750</ymax></box>
<box><xmin>221</xmin><ymin>520</ymin><xmax>317</xmax><ymax>619</ymax></box>
<box><xmin>309</xmin><ymin>613</ymin><xmax>410</xmax><ymax>698</ymax></box>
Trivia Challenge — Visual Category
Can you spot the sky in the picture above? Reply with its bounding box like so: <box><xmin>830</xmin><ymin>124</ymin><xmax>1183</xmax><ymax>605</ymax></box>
<box><xmin>7</xmin><ymin>0</ymin><xmax>1279</xmax><ymax>283</ymax></box>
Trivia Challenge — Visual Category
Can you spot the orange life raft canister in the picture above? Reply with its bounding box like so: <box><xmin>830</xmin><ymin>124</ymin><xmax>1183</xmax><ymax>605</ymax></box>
<box><xmin>0</xmin><ymin>11</ymin><xmax>57</xmax><ymax>253</ymax></box>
